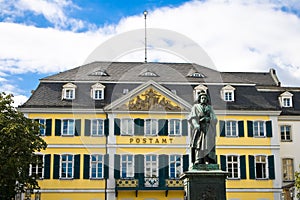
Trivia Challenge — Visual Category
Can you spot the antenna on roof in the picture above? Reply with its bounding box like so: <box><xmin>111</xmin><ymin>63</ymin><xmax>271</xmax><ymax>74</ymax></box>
<box><xmin>143</xmin><ymin>10</ymin><xmax>148</xmax><ymax>63</ymax></box>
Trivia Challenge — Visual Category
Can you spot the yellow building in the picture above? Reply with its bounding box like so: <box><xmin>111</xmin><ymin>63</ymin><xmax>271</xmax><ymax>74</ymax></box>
<box><xmin>20</xmin><ymin>62</ymin><xmax>284</xmax><ymax>200</ymax></box>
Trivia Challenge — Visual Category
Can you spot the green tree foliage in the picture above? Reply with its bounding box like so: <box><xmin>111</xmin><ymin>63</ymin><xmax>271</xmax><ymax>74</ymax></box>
<box><xmin>296</xmin><ymin>165</ymin><xmax>300</xmax><ymax>199</ymax></box>
<box><xmin>0</xmin><ymin>93</ymin><xmax>47</xmax><ymax>199</ymax></box>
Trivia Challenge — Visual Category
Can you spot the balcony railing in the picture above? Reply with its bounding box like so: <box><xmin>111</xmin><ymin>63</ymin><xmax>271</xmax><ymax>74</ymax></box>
<box><xmin>144</xmin><ymin>177</ymin><xmax>159</xmax><ymax>187</ymax></box>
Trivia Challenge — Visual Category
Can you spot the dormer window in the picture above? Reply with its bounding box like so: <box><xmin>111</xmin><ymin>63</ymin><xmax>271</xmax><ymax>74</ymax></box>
<box><xmin>221</xmin><ymin>85</ymin><xmax>235</xmax><ymax>102</ymax></box>
<box><xmin>191</xmin><ymin>72</ymin><xmax>205</xmax><ymax>78</ymax></box>
<box><xmin>62</xmin><ymin>83</ymin><xmax>77</xmax><ymax>100</ymax></box>
<box><xmin>90</xmin><ymin>69</ymin><xmax>109</xmax><ymax>76</ymax></box>
<box><xmin>139</xmin><ymin>70</ymin><xmax>158</xmax><ymax>77</ymax></box>
<box><xmin>91</xmin><ymin>83</ymin><xmax>106</xmax><ymax>100</ymax></box>
<box><xmin>279</xmin><ymin>91</ymin><xmax>293</xmax><ymax>108</ymax></box>
<box><xmin>193</xmin><ymin>84</ymin><xmax>208</xmax><ymax>101</ymax></box>
<box><xmin>187</xmin><ymin>69</ymin><xmax>205</xmax><ymax>78</ymax></box>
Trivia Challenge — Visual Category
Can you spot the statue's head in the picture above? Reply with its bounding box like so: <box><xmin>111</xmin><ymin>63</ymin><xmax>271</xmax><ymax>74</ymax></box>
<box><xmin>198</xmin><ymin>90</ymin><xmax>209</xmax><ymax>104</ymax></box>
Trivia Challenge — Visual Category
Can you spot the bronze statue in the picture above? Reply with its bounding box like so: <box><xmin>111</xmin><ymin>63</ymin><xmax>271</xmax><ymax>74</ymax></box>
<box><xmin>188</xmin><ymin>91</ymin><xmax>217</xmax><ymax>165</ymax></box>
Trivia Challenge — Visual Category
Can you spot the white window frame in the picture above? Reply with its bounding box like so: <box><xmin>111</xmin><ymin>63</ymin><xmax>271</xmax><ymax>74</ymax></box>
<box><xmin>60</xmin><ymin>154</ymin><xmax>74</xmax><ymax>179</ymax></box>
<box><xmin>282</xmin><ymin>158</ymin><xmax>294</xmax><ymax>182</ymax></box>
<box><xmin>226</xmin><ymin>155</ymin><xmax>240</xmax><ymax>179</ymax></box>
<box><xmin>280</xmin><ymin>125</ymin><xmax>292</xmax><ymax>142</ymax></box>
<box><xmin>91</xmin><ymin>82</ymin><xmax>105</xmax><ymax>100</ymax></box>
<box><xmin>91</xmin><ymin>119</ymin><xmax>104</xmax><ymax>136</ymax></box>
<box><xmin>169</xmin><ymin>155</ymin><xmax>182</xmax><ymax>179</ymax></box>
<box><xmin>255</xmin><ymin>155</ymin><xmax>268</xmax><ymax>179</ymax></box>
<box><xmin>145</xmin><ymin>155</ymin><xmax>158</xmax><ymax>178</ymax></box>
<box><xmin>221</xmin><ymin>85</ymin><xmax>235</xmax><ymax>102</ymax></box>
<box><xmin>145</xmin><ymin>119</ymin><xmax>158</xmax><ymax>136</ymax></box>
<box><xmin>225</xmin><ymin>120</ymin><xmax>238</xmax><ymax>137</ymax></box>
<box><xmin>279</xmin><ymin>91</ymin><xmax>293</xmax><ymax>108</ymax></box>
<box><xmin>169</xmin><ymin>119</ymin><xmax>181</xmax><ymax>136</ymax></box>
<box><xmin>90</xmin><ymin>154</ymin><xmax>104</xmax><ymax>179</ymax></box>
<box><xmin>121</xmin><ymin>118</ymin><xmax>134</xmax><ymax>135</ymax></box>
<box><xmin>62</xmin><ymin>83</ymin><xmax>77</xmax><ymax>100</ymax></box>
<box><xmin>61</xmin><ymin>119</ymin><xmax>75</xmax><ymax>136</ymax></box>
<box><xmin>121</xmin><ymin>154</ymin><xmax>134</xmax><ymax>178</ymax></box>
<box><xmin>253</xmin><ymin>121</ymin><xmax>266</xmax><ymax>137</ymax></box>
<box><xmin>29</xmin><ymin>154</ymin><xmax>44</xmax><ymax>179</ymax></box>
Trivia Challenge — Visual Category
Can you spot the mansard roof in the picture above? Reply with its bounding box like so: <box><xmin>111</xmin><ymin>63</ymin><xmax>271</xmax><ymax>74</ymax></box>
<box><xmin>41</xmin><ymin>61</ymin><xmax>278</xmax><ymax>86</ymax></box>
<box><xmin>20</xmin><ymin>61</ymin><xmax>286</xmax><ymax>112</ymax></box>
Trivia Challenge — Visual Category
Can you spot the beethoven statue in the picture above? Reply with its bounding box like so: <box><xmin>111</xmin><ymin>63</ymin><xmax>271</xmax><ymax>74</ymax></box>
<box><xmin>187</xmin><ymin>91</ymin><xmax>218</xmax><ymax>165</ymax></box>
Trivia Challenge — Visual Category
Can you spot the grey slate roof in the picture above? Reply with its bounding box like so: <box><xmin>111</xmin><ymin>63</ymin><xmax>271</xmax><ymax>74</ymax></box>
<box><xmin>41</xmin><ymin>62</ymin><xmax>278</xmax><ymax>86</ymax></box>
<box><xmin>21</xmin><ymin>61</ymin><xmax>296</xmax><ymax>113</ymax></box>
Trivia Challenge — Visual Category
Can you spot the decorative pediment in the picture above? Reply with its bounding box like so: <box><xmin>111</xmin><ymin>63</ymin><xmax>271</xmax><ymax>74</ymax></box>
<box><xmin>104</xmin><ymin>80</ymin><xmax>192</xmax><ymax>112</ymax></box>
<box><xmin>125</xmin><ymin>88</ymin><xmax>181</xmax><ymax>111</ymax></box>
<box><xmin>91</xmin><ymin>82</ymin><xmax>106</xmax><ymax>89</ymax></box>
<box><xmin>63</xmin><ymin>82</ymin><xmax>77</xmax><ymax>89</ymax></box>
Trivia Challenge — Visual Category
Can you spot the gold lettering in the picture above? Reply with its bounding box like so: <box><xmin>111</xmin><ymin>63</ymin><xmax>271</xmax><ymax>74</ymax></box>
<box><xmin>143</xmin><ymin>138</ymin><xmax>147</xmax><ymax>143</ymax></box>
<box><xmin>136</xmin><ymin>138</ymin><xmax>140</xmax><ymax>143</ymax></box>
<box><xmin>155</xmin><ymin>138</ymin><xmax>160</xmax><ymax>144</ymax></box>
<box><xmin>162</xmin><ymin>138</ymin><xmax>167</xmax><ymax>143</ymax></box>
<box><xmin>149</xmin><ymin>138</ymin><xmax>153</xmax><ymax>143</ymax></box>
<box><xmin>129</xmin><ymin>138</ymin><xmax>134</xmax><ymax>143</ymax></box>
<box><xmin>169</xmin><ymin>138</ymin><xmax>174</xmax><ymax>143</ymax></box>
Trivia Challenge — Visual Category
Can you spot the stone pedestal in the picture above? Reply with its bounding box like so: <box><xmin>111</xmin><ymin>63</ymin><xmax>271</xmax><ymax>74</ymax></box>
<box><xmin>180</xmin><ymin>164</ymin><xmax>227</xmax><ymax>200</ymax></box>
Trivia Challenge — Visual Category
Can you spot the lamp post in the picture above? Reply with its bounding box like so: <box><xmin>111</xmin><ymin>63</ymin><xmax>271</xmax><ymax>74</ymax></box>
<box><xmin>143</xmin><ymin>10</ymin><xmax>148</xmax><ymax>63</ymax></box>
<box><xmin>35</xmin><ymin>190</ymin><xmax>41</xmax><ymax>200</ymax></box>
<box><xmin>290</xmin><ymin>187</ymin><xmax>295</xmax><ymax>200</ymax></box>
<box><xmin>25</xmin><ymin>188</ymin><xmax>32</xmax><ymax>200</ymax></box>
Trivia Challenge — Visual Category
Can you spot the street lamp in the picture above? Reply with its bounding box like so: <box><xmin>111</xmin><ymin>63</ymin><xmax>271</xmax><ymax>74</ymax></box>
<box><xmin>25</xmin><ymin>188</ymin><xmax>32</xmax><ymax>200</ymax></box>
<box><xmin>290</xmin><ymin>187</ymin><xmax>295</xmax><ymax>200</ymax></box>
<box><xmin>143</xmin><ymin>10</ymin><xmax>148</xmax><ymax>63</ymax></box>
<box><xmin>35</xmin><ymin>190</ymin><xmax>41</xmax><ymax>200</ymax></box>
<box><xmin>281</xmin><ymin>192</ymin><xmax>285</xmax><ymax>200</ymax></box>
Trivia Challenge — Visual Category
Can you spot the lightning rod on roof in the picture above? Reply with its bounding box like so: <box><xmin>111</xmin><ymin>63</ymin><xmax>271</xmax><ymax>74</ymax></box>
<box><xmin>143</xmin><ymin>10</ymin><xmax>148</xmax><ymax>63</ymax></box>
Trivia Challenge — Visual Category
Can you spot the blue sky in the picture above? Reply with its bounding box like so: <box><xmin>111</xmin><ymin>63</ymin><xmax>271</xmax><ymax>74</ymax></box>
<box><xmin>1</xmin><ymin>0</ymin><xmax>300</xmax><ymax>106</ymax></box>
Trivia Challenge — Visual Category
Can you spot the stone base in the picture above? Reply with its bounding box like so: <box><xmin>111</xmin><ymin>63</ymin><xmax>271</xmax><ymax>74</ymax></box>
<box><xmin>180</xmin><ymin>165</ymin><xmax>227</xmax><ymax>200</ymax></box>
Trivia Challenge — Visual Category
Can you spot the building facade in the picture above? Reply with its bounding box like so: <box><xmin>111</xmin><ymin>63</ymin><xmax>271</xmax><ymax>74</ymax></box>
<box><xmin>19</xmin><ymin>62</ymin><xmax>299</xmax><ymax>200</ymax></box>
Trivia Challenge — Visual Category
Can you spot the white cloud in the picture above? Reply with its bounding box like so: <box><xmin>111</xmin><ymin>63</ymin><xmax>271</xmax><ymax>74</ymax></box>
<box><xmin>0</xmin><ymin>0</ymin><xmax>300</xmax><ymax>89</ymax></box>
<box><xmin>0</xmin><ymin>0</ymin><xmax>85</xmax><ymax>31</ymax></box>
<box><xmin>113</xmin><ymin>0</ymin><xmax>300</xmax><ymax>86</ymax></box>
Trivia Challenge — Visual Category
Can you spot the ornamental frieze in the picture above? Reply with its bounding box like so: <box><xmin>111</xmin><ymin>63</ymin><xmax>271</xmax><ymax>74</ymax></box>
<box><xmin>124</xmin><ymin>88</ymin><xmax>182</xmax><ymax>111</ymax></box>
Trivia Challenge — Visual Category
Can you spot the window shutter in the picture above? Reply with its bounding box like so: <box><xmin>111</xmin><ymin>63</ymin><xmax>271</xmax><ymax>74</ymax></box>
<box><xmin>134</xmin><ymin>154</ymin><xmax>144</xmax><ymax>188</ymax></box>
<box><xmin>55</xmin><ymin>119</ymin><xmax>61</xmax><ymax>136</ymax></box>
<box><xmin>44</xmin><ymin>154</ymin><xmax>51</xmax><ymax>179</ymax></box>
<box><xmin>104</xmin><ymin>119</ymin><xmax>109</xmax><ymax>136</ymax></box>
<box><xmin>181</xmin><ymin>119</ymin><xmax>188</xmax><ymax>136</ymax></box>
<box><xmin>74</xmin><ymin>154</ymin><xmax>80</xmax><ymax>179</ymax></box>
<box><xmin>249</xmin><ymin>155</ymin><xmax>255</xmax><ymax>179</ymax></box>
<box><xmin>114</xmin><ymin>118</ymin><xmax>121</xmax><ymax>135</ymax></box>
<box><xmin>158</xmin><ymin>119</ymin><xmax>168</xmax><ymax>136</ymax></box>
<box><xmin>268</xmin><ymin>155</ymin><xmax>275</xmax><ymax>179</ymax></box>
<box><xmin>238</xmin><ymin>121</ymin><xmax>244</xmax><ymax>137</ymax></box>
<box><xmin>219</xmin><ymin>120</ymin><xmax>225</xmax><ymax>137</ymax></box>
<box><xmin>247</xmin><ymin>121</ymin><xmax>253</xmax><ymax>137</ymax></box>
<box><xmin>159</xmin><ymin>154</ymin><xmax>168</xmax><ymax>187</ymax></box>
<box><xmin>104</xmin><ymin>154</ymin><xmax>109</xmax><ymax>179</ymax></box>
<box><xmin>220</xmin><ymin>155</ymin><xmax>226</xmax><ymax>171</ymax></box>
<box><xmin>240</xmin><ymin>155</ymin><xmax>246</xmax><ymax>179</ymax></box>
<box><xmin>182</xmin><ymin>154</ymin><xmax>189</xmax><ymax>172</ymax></box>
<box><xmin>45</xmin><ymin>119</ymin><xmax>52</xmax><ymax>136</ymax></box>
<box><xmin>53</xmin><ymin>154</ymin><xmax>60</xmax><ymax>179</ymax></box>
<box><xmin>84</xmin><ymin>120</ymin><xmax>91</xmax><ymax>136</ymax></box>
<box><xmin>83</xmin><ymin>154</ymin><xmax>90</xmax><ymax>179</ymax></box>
<box><xmin>114</xmin><ymin>154</ymin><xmax>120</xmax><ymax>179</ymax></box>
<box><xmin>134</xmin><ymin>118</ymin><xmax>144</xmax><ymax>136</ymax></box>
<box><xmin>266</xmin><ymin>121</ymin><xmax>273</xmax><ymax>137</ymax></box>
<box><xmin>75</xmin><ymin>119</ymin><xmax>81</xmax><ymax>136</ymax></box>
